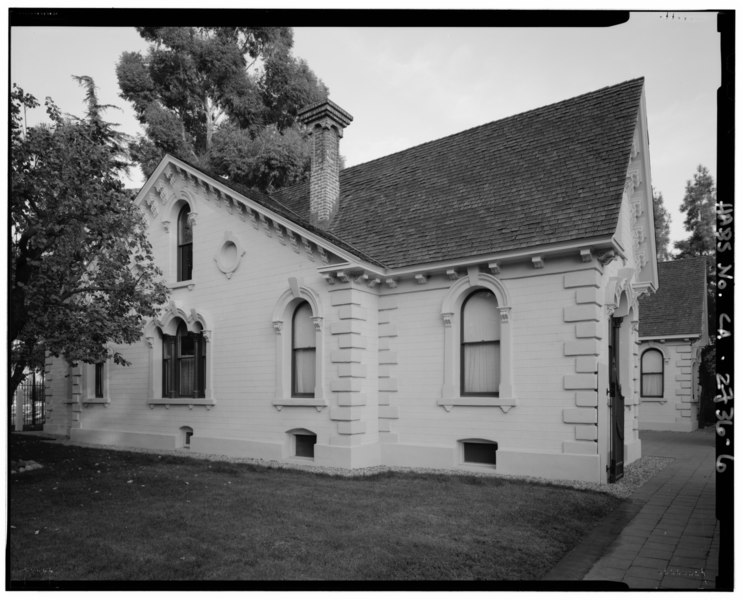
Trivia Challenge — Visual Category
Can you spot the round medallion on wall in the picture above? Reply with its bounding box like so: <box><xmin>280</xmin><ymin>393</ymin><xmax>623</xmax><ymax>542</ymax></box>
<box><xmin>214</xmin><ymin>232</ymin><xmax>246</xmax><ymax>279</ymax></box>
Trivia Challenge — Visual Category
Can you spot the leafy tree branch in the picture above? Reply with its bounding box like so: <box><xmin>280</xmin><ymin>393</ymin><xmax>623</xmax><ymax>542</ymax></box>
<box><xmin>10</xmin><ymin>79</ymin><xmax>169</xmax><ymax>397</ymax></box>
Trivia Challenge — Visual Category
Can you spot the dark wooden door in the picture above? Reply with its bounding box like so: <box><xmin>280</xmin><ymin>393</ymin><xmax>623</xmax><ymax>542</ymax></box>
<box><xmin>608</xmin><ymin>316</ymin><xmax>624</xmax><ymax>482</ymax></box>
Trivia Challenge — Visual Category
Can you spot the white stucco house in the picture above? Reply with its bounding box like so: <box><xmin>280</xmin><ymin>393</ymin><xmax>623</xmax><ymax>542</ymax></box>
<box><xmin>45</xmin><ymin>78</ymin><xmax>658</xmax><ymax>483</ymax></box>
<box><xmin>637</xmin><ymin>257</ymin><xmax>710</xmax><ymax>432</ymax></box>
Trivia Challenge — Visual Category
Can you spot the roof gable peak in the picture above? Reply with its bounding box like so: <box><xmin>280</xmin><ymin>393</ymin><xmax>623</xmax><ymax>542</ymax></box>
<box><xmin>136</xmin><ymin>155</ymin><xmax>382</xmax><ymax>270</ymax></box>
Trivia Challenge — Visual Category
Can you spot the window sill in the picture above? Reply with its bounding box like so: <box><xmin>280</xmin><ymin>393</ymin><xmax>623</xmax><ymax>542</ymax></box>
<box><xmin>148</xmin><ymin>397</ymin><xmax>215</xmax><ymax>410</ymax></box>
<box><xmin>168</xmin><ymin>281</ymin><xmax>195</xmax><ymax>291</ymax></box>
<box><xmin>438</xmin><ymin>397</ymin><xmax>517</xmax><ymax>413</ymax></box>
<box><xmin>640</xmin><ymin>397</ymin><xmax>666</xmax><ymax>403</ymax></box>
<box><xmin>82</xmin><ymin>397</ymin><xmax>110</xmax><ymax>406</ymax></box>
<box><xmin>272</xmin><ymin>398</ymin><xmax>328</xmax><ymax>412</ymax></box>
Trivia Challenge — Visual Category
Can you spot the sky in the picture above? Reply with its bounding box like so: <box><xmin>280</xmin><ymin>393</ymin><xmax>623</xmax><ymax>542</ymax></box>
<box><xmin>9</xmin><ymin>9</ymin><xmax>722</xmax><ymax>248</ymax></box>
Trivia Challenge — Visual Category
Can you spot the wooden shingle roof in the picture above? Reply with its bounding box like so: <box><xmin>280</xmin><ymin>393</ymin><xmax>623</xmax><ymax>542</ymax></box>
<box><xmin>271</xmin><ymin>78</ymin><xmax>645</xmax><ymax>269</ymax></box>
<box><xmin>639</xmin><ymin>257</ymin><xmax>709</xmax><ymax>338</ymax></box>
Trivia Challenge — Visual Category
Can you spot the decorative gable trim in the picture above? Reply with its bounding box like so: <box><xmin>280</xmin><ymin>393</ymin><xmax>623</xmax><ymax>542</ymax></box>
<box><xmin>154</xmin><ymin>300</ymin><xmax>212</xmax><ymax>335</ymax></box>
<box><xmin>135</xmin><ymin>155</ymin><xmax>380</xmax><ymax>274</ymax></box>
<box><xmin>631</xmin><ymin>88</ymin><xmax>659</xmax><ymax>292</ymax></box>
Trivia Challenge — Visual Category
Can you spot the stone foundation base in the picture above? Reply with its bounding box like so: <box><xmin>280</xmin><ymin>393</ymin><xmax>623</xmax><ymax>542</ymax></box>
<box><xmin>382</xmin><ymin>442</ymin><xmax>602</xmax><ymax>483</ymax></box>
<box><xmin>61</xmin><ymin>428</ymin><xmax>619</xmax><ymax>483</ymax></box>
<box><xmin>70</xmin><ymin>428</ymin><xmax>174</xmax><ymax>451</ymax></box>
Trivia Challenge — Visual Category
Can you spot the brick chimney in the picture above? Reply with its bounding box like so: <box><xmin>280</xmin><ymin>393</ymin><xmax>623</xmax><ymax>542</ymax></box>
<box><xmin>297</xmin><ymin>99</ymin><xmax>353</xmax><ymax>228</ymax></box>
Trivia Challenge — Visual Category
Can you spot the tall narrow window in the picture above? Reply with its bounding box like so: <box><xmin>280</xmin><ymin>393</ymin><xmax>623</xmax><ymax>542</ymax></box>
<box><xmin>461</xmin><ymin>290</ymin><xmax>500</xmax><ymax>396</ymax></box>
<box><xmin>162</xmin><ymin>320</ymin><xmax>205</xmax><ymax>398</ymax></box>
<box><xmin>641</xmin><ymin>349</ymin><xmax>664</xmax><ymax>397</ymax></box>
<box><xmin>163</xmin><ymin>333</ymin><xmax>176</xmax><ymax>397</ymax></box>
<box><xmin>177</xmin><ymin>205</ymin><xmax>193</xmax><ymax>281</ymax></box>
<box><xmin>292</xmin><ymin>302</ymin><xmax>316</xmax><ymax>397</ymax></box>
<box><xmin>94</xmin><ymin>363</ymin><xmax>104</xmax><ymax>399</ymax></box>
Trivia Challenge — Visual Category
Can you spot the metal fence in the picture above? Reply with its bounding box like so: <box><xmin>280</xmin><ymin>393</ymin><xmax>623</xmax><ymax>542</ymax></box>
<box><xmin>11</xmin><ymin>373</ymin><xmax>46</xmax><ymax>431</ymax></box>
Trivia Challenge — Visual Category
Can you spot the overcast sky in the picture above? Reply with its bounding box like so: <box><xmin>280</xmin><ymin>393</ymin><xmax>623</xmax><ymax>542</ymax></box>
<box><xmin>10</xmin><ymin>10</ymin><xmax>721</xmax><ymax>246</ymax></box>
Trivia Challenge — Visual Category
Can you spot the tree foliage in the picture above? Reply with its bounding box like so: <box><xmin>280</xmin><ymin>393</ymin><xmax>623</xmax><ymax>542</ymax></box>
<box><xmin>652</xmin><ymin>188</ymin><xmax>672</xmax><ymax>261</ymax></box>
<box><xmin>672</xmin><ymin>166</ymin><xmax>717</xmax><ymax>339</ymax></box>
<box><xmin>674</xmin><ymin>165</ymin><xmax>716</xmax><ymax>257</ymax></box>
<box><xmin>117</xmin><ymin>27</ymin><xmax>327</xmax><ymax>191</ymax></box>
<box><xmin>10</xmin><ymin>79</ymin><xmax>169</xmax><ymax>397</ymax></box>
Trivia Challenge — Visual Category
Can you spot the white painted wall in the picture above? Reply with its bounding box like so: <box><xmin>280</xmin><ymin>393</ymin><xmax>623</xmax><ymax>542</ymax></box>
<box><xmin>46</xmin><ymin>170</ymin><xmax>344</xmax><ymax>462</ymax></box>
<box><xmin>384</xmin><ymin>269</ymin><xmax>575</xmax><ymax>451</ymax></box>
<box><xmin>44</xmin><ymin>158</ymin><xmax>652</xmax><ymax>484</ymax></box>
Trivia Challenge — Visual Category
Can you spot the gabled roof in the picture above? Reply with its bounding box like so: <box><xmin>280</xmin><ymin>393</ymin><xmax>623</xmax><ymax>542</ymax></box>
<box><xmin>639</xmin><ymin>257</ymin><xmax>709</xmax><ymax>338</ymax></box>
<box><xmin>143</xmin><ymin>155</ymin><xmax>385</xmax><ymax>267</ymax></box>
<box><xmin>272</xmin><ymin>78</ymin><xmax>645</xmax><ymax>269</ymax></box>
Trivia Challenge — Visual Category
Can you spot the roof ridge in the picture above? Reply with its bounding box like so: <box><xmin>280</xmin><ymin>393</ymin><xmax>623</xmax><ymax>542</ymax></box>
<box><xmin>339</xmin><ymin>77</ymin><xmax>645</xmax><ymax>175</ymax></box>
<box><xmin>274</xmin><ymin>77</ymin><xmax>644</xmax><ymax>201</ymax></box>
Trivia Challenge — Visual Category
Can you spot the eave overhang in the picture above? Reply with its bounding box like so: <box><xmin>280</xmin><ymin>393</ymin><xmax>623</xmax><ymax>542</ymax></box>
<box><xmin>318</xmin><ymin>235</ymin><xmax>620</xmax><ymax>288</ymax></box>
<box><xmin>638</xmin><ymin>334</ymin><xmax>702</xmax><ymax>341</ymax></box>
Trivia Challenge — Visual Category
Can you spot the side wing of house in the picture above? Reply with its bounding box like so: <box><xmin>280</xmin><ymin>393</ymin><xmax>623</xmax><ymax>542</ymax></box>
<box><xmin>636</xmin><ymin>257</ymin><xmax>710</xmax><ymax>432</ymax></box>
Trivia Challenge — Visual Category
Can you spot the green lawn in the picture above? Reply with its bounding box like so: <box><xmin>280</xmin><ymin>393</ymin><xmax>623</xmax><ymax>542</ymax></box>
<box><xmin>9</xmin><ymin>434</ymin><xmax>621</xmax><ymax>582</ymax></box>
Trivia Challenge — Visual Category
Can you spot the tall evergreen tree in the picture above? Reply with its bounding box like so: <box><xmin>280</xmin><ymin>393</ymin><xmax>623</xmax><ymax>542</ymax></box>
<box><xmin>672</xmin><ymin>165</ymin><xmax>717</xmax><ymax>349</ymax></box>
<box><xmin>652</xmin><ymin>188</ymin><xmax>672</xmax><ymax>261</ymax></box>
<box><xmin>117</xmin><ymin>27</ymin><xmax>328</xmax><ymax>191</ymax></box>
<box><xmin>10</xmin><ymin>79</ymin><xmax>168</xmax><ymax>397</ymax></box>
<box><xmin>673</xmin><ymin>165</ymin><xmax>716</xmax><ymax>257</ymax></box>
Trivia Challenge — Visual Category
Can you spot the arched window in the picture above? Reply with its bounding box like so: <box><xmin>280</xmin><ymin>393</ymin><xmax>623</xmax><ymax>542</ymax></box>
<box><xmin>94</xmin><ymin>363</ymin><xmax>104</xmax><ymax>399</ymax></box>
<box><xmin>177</xmin><ymin>205</ymin><xmax>193</xmax><ymax>281</ymax></box>
<box><xmin>641</xmin><ymin>349</ymin><xmax>664</xmax><ymax>398</ymax></box>
<box><xmin>163</xmin><ymin>319</ymin><xmax>205</xmax><ymax>398</ymax></box>
<box><xmin>179</xmin><ymin>426</ymin><xmax>194</xmax><ymax>449</ymax></box>
<box><xmin>292</xmin><ymin>302</ymin><xmax>316</xmax><ymax>397</ymax></box>
<box><xmin>461</xmin><ymin>289</ymin><xmax>500</xmax><ymax>396</ymax></box>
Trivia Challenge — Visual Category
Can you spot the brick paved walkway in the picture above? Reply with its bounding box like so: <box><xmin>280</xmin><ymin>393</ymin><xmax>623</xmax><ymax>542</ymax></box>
<box><xmin>544</xmin><ymin>428</ymin><xmax>719</xmax><ymax>590</ymax></box>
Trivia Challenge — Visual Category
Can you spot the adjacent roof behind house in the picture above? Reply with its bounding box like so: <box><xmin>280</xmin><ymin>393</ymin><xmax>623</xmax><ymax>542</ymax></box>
<box><xmin>639</xmin><ymin>257</ymin><xmax>709</xmax><ymax>338</ymax></box>
<box><xmin>271</xmin><ymin>78</ymin><xmax>645</xmax><ymax>269</ymax></box>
